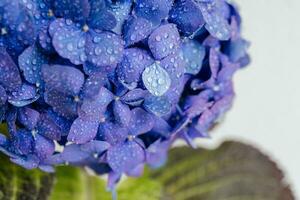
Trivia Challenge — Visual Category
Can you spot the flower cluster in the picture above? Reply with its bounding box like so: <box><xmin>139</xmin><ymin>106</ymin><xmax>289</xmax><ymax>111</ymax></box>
<box><xmin>0</xmin><ymin>0</ymin><xmax>249</xmax><ymax>187</ymax></box>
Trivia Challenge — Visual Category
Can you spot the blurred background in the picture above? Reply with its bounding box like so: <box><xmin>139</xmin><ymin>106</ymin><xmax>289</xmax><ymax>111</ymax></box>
<box><xmin>199</xmin><ymin>0</ymin><xmax>300</xmax><ymax>198</ymax></box>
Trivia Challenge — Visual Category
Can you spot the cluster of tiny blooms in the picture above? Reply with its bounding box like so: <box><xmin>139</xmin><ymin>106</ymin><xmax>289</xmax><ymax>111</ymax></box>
<box><xmin>0</xmin><ymin>0</ymin><xmax>249</xmax><ymax>188</ymax></box>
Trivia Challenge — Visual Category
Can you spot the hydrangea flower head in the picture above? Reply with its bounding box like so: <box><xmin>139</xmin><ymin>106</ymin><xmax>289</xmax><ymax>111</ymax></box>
<box><xmin>0</xmin><ymin>0</ymin><xmax>250</xmax><ymax>189</ymax></box>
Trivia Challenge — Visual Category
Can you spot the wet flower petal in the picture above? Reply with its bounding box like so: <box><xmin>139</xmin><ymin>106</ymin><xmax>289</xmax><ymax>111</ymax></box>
<box><xmin>34</xmin><ymin>134</ymin><xmax>55</xmax><ymax>160</ymax></box>
<box><xmin>85</xmin><ymin>31</ymin><xmax>124</xmax><ymax>67</ymax></box>
<box><xmin>129</xmin><ymin>108</ymin><xmax>154</xmax><ymax>136</ymax></box>
<box><xmin>68</xmin><ymin>117</ymin><xmax>99</xmax><ymax>144</ymax></box>
<box><xmin>109</xmin><ymin>0</ymin><xmax>133</xmax><ymax>34</ymax></box>
<box><xmin>121</xmin><ymin>89</ymin><xmax>148</xmax><ymax>106</ymax></box>
<box><xmin>113</xmin><ymin>100</ymin><xmax>131</xmax><ymax>126</ymax></box>
<box><xmin>61</xmin><ymin>144</ymin><xmax>90</xmax><ymax>163</ymax></box>
<box><xmin>148</xmin><ymin>24</ymin><xmax>180</xmax><ymax>60</ymax></box>
<box><xmin>52</xmin><ymin>19</ymin><xmax>87</xmax><ymax>65</ymax></box>
<box><xmin>142</xmin><ymin>62</ymin><xmax>171</xmax><ymax>96</ymax></box>
<box><xmin>107</xmin><ymin>140</ymin><xmax>145</xmax><ymax>173</ymax></box>
<box><xmin>8</xmin><ymin>84</ymin><xmax>40</xmax><ymax>107</ymax></box>
<box><xmin>18</xmin><ymin>107</ymin><xmax>40</xmax><ymax>130</ymax></box>
<box><xmin>0</xmin><ymin>85</ymin><xmax>7</xmax><ymax>105</ymax></box>
<box><xmin>98</xmin><ymin>122</ymin><xmax>128</xmax><ymax>145</ymax></box>
<box><xmin>144</xmin><ymin>95</ymin><xmax>172</xmax><ymax>117</ymax></box>
<box><xmin>18</xmin><ymin>45</ymin><xmax>48</xmax><ymax>85</ymax></box>
<box><xmin>81</xmin><ymin>140</ymin><xmax>110</xmax><ymax>154</ymax></box>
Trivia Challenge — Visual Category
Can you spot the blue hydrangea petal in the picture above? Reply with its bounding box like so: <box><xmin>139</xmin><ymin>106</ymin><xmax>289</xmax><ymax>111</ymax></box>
<box><xmin>10</xmin><ymin>155</ymin><xmax>39</xmax><ymax>170</ymax></box>
<box><xmin>52</xmin><ymin>20</ymin><xmax>87</xmax><ymax>65</ymax></box>
<box><xmin>198</xmin><ymin>1</ymin><xmax>231</xmax><ymax>40</ymax></box>
<box><xmin>43</xmin><ymin>154</ymin><xmax>64</xmax><ymax>165</ymax></box>
<box><xmin>18</xmin><ymin>45</ymin><xmax>48</xmax><ymax>85</ymax></box>
<box><xmin>53</xmin><ymin>0</ymin><xmax>90</xmax><ymax>22</ymax></box>
<box><xmin>85</xmin><ymin>31</ymin><xmax>124</xmax><ymax>67</ymax></box>
<box><xmin>181</xmin><ymin>39</ymin><xmax>206</xmax><ymax>75</ymax></box>
<box><xmin>107</xmin><ymin>140</ymin><xmax>145</xmax><ymax>173</ymax></box>
<box><xmin>79</xmin><ymin>87</ymin><xmax>114</xmax><ymax>119</ymax></box>
<box><xmin>83</xmin><ymin>62</ymin><xmax>116</xmax><ymax>76</ymax></box>
<box><xmin>98</xmin><ymin>122</ymin><xmax>128</xmax><ymax>145</ymax></box>
<box><xmin>117</xmin><ymin>48</ymin><xmax>154</xmax><ymax>85</ymax></box>
<box><xmin>49</xmin><ymin>18</ymin><xmax>65</xmax><ymax>37</ymax></box>
<box><xmin>38</xmin><ymin>23</ymin><xmax>55</xmax><ymax>53</ymax></box>
<box><xmin>225</xmin><ymin>38</ymin><xmax>250</xmax><ymax>63</ymax></box>
<box><xmin>142</xmin><ymin>62</ymin><xmax>171</xmax><ymax>96</ymax></box>
<box><xmin>18</xmin><ymin>107</ymin><xmax>40</xmax><ymax>130</ymax></box>
<box><xmin>109</xmin><ymin>0</ymin><xmax>133</xmax><ymax>34</ymax></box>
<box><xmin>146</xmin><ymin>140</ymin><xmax>169</xmax><ymax>168</ymax></box>
<box><xmin>38</xmin><ymin>165</ymin><xmax>55</xmax><ymax>173</ymax></box>
<box><xmin>144</xmin><ymin>95</ymin><xmax>172</xmax><ymax>117</ymax></box>
<box><xmin>148</xmin><ymin>24</ymin><xmax>181</xmax><ymax>60</ymax></box>
<box><xmin>218</xmin><ymin>55</ymin><xmax>239</xmax><ymax>82</ymax></box>
<box><xmin>67</xmin><ymin>117</ymin><xmax>99</xmax><ymax>144</ymax></box>
<box><xmin>81</xmin><ymin>140</ymin><xmax>110</xmax><ymax>154</ymax></box>
<box><xmin>209</xmin><ymin>48</ymin><xmax>221</xmax><ymax>78</ymax></box>
<box><xmin>83</xmin><ymin>72</ymin><xmax>107</xmax><ymax>100</ymax></box>
<box><xmin>88</xmin><ymin>10</ymin><xmax>117</xmax><ymax>31</ymax></box>
<box><xmin>169</xmin><ymin>0</ymin><xmax>205</xmax><ymax>36</ymax></box>
<box><xmin>61</xmin><ymin>144</ymin><xmax>90</xmax><ymax>163</ymax></box>
<box><xmin>44</xmin><ymin>90</ymin><xmax>78</xmax><ymax>120</ymax></box>
<box><xmin>129</xmin><ymin>108</ymin><xmax>154</xmax><ymax>136</ymax></box>
<box><xmin>123</xmin><ymin>16</ymin><xmax>153</xmax><ymax>46</ymax></box>
<box><xmin>160</xmin><ymin>53</ymin><xmax>185</xmax><ymax>80</ymax></box>
<box><xmin>134</xmin><ymin>0</ymin><xmax>172</xmax><ymax>25</ymax></box>
<box><xmin>0</xmin><ymin>48</ymin><xmax>22</xmax><ymax>91</ymax></box>
<box><xmin>34</xmin><ymin>134</ymin><xmax>55</xmax><ymax>160</ymax></box>
<box><xmin>184</xmin><ymin>95</ymin><xmax>213</xmax><ymax>119</ymax></box>
<box><xmin>113</xmin><ymin>100</ymin><xmax>131</xmax><ymax>126</ymax></box>
<box><xmin>12</xmin><ymin>129</ymin><xmax>34</xmax><ymax>155</ymax></box>
<box><xmin>37</xmin><ymin>112</ymin><xmax>64</xmax><ymax>140</ymax></box>
<box><xmin>121</xmin><ymin>89</ymin><xmax>148</xmax><ymax>106</ymax></box>
<box><xmin>8</xmin><ymin>84</ymin><xmax>40</xmax><ymax>107</ymax></box>
<box><xmin>0</xmin><ymin>85</ymin><xmax>7</xmax><ymax>105</ymax></box>
<box><xmin>42</xmin><ymin>64</ymin><xmax>85</xmax><ymax>96</ymax></box>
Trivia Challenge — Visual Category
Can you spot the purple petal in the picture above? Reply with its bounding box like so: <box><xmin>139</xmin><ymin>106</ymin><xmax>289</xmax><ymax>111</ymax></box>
<box><xmin>83</xmin><ymin>72</ymin><xmax>107</xmax><ymax>99</ymax></box>
<box><xmin>34</xmin><ymin>134</ymin><xmax>55</xmax><ymax>160</ymax></box>
<box><xmin>88</xmin><ymin>10</ymin><xmax>117</xmax><ymax>31</ymax></box>
<box><xmin>83</xmin><ymin>62</ymin><xmax>116</xmax><ymax>76</ymax></box>
<box><xmin>43</xmin><ymin>154</ymin><xmax>64</xmax><ymax>165</ymax></box>
<box><xmin>121</xmin><ymin>89</ymin><xmax>148</xmax><ymax>106</ymax></box>
<box><xmin>10</xmin><ymin>155</ymin><xmax>39</xmax><ymax>170</ymax></box>
<box><xmin>53</xmin><ymin>0</ymin><xmax>90</xmax><ymax>22</ymax></box>
<box><xmin>0</xmin><ymin>48</ymin><xmax>22</xmax><ymax>91</ymax></box>
<box><xmin>12</xmin><ymin>129</ymin><xmax>34</xmax><ymax>155</ymax></box>
<box><xmin>61</xmin><ymin>144</ymin><xmax>90</xmax><ymax>163</ymax></box>
<box><xmin>44</xmin><ymin>90</ymin><xmax>78</xmax><ymax>120</ymax></box>
<box><xmin>113</xmin><ymin>100</ymin><xmax>131</xmax><ymax>126</ymax></box>
<box><xmin>218</xmin><ymin>55</ymin><xmax>239</xmax><ymax>82</ymax></box>
<box><xmin>225</xmin><ymin>38</ymin><xmax>250</xmax><ymax>63</ymax></box>
<box><xmin>52</xmin><ymin>19</ymin><xmax>87</xmax><ymax>65</ymax></box>
<box><xmin>146</xmin><ymin>140</ymin><xmax>169</xmax><ymax>168</ymax></box>
<box><xmin>160</xmin><ymin>53</ymin><xmax>185</xmax><ymax>80</ymax></box>
<box><xmin>135</xmin><ymin>0</ymin><xmax>172</xmax><ymax>25</ymax></box>
<box><xmin>142</xmin><ymin>62</ymin><xmax>171</xmax><ymax>96</ymax></box>
<box><xmin>209</xmin><ymin>48</ymin><xmax>221</xmax><ymax>79</ymax></box>
<box><xmin>129</xmin><ymin>108</ymin><xmax>154</xmax><ymax>136</ymax></box>
<box><xmin>81</xmin><ymin>140</ymin><xmax>110</xmax><ymax>154</ymax></box>
<box><xmin>109</xmin><ymin>0</ymin><xmax>133</xmax><ymax>34</ymax></box>
<box><xmin>18</xmin><ymin>45</ymin><xmax>48</xmax><ymax>85</ymax></box>
<box><xmin>18</xmin><ymin>107</ymin><xmax>40</xmax><ymax>130</ymax></box>
<box><xmin>38</xmin><ymin>23</ymin><xmax>55</xmax><ymax>53</ymax></box>
<box><xmin>144</xmin><ymin>95</ymin><xmax>172</xmax><ymax>117</ymax></box>
<box><xmin>198</xmin><ymin>1</ymin><xmax>231</xmax><ymax>40</ymax></box>
<box><xmin>39</xmin><ymin>165</ymin><xmax>55</xmax><ymax>173</ymax></box>
<box><xmin>151</xmin><ymin>117</ymin><xmax>171</xmax><ymax>136</ymax></box>
<box><xmin>169</xmin><ymin>0</ymin><xmax>205</xmax><ymax>36</ymax></box>
<box><xmin>0</xmin><ymin>85</ymin><xmax>7</xmax><ymax>105</ymax></box>
<box><xmin>8</xmin><ymin>84</ymin><xmax>40</xmax><ymax>107</ymax></box>
<box><xmin>107</xmin><ymin>140</ymin><xmax>145</xmax><ymax>173</ymax></box>
<box><xmin>85</xmin><ymin>31</ymin><xmax>124</xmax><ymax>67</ymax></box>
<box><xmin>98</xmin><ymin>122</ymin><xmax>128</xmax><ymax>145</ymax></box>
<box><xmin>184</xmin><ymin>95</ymin><xmax>213</xmax><ymax>118</ymax></box>
<box><xmin>181</xmin><ymin>39</ymin><xmax>206</xmax><ymax>75</ymax></box>
<box><xmin>148</xmin><ymin>24</ymin><xmax>181</xmax><ymax>60</ymax></box>
<box><xmin>42</xmin><ymin>64</ymin><xmax>85</xmax><ymax>95</ymax></box>
<box><xmin>37</xmin><ymin>112</ymin><xmax>64</xmax><ymax>140</ymax></box>
<box><xmin>67</xmin><ymin>117</ymin><xmax>99</xmax><ymax>144</ymax></box>
<box><xmin>79</xmin><ymin>87</ymin><xmax>114</xmax><ymax>119</ymax></box>
<box><xmin>126</xmin><ymin>164</ymin><xmax>144</xmax><ymax>177</ymax></box>
<box><xmin>117</xmin><ymin>48</ymin><xmax>154</xmax><ymax>85</ymax></box>
<box><xmin>123</xmin><ymin>16</ymin><xmax>153</xmax><ymax>46</ymax></box>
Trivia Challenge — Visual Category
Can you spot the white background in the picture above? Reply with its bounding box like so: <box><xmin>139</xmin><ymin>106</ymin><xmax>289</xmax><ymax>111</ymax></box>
<box><xmin>199</xmin><ymin>0</ymin><xmax>300</xmax><ymax>198</ymax></box>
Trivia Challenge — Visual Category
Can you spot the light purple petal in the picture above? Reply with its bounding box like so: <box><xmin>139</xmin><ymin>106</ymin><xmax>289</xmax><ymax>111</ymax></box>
<box><xmin>83</xmin><ymin>72</ymin><xmax>107</xmax><ymax>100</ymax></box>
<box><xmin>144</xmin><ymin>95</ymin><xmax>172</xmax><ymax>117</ymax></box>
<box><xmin>148</xmin><ymin>24</ymin><xmax>180</xmax><ymax>60</ymax></box>
<box><xmin>67</xmin><ymin>117</ymin><xmax>99</xmax><ymax>144</ymax></box>
<box><xmin>85</xmin><ymin>31</ymin><xmax>124</xmax><ymax>67</ymax></box>
<box><xmin>8</xmin><ymin>84</ymin><xmax>40</xmax><ymax>107</ymax></box>
<box><xmin>107</xmin><ymin>141</ymin><xmax>145</xmax><ymax>173</ymax></box>
<box><xmin>113</xmin><ymin>100</ymin><xmax>131</xmax><ymax>126</ymax></box>
<box><xmin>0</xmin><ymin>85</ymin><xmax>7</xmax><ymax>105</ymax></box>
<box><xmin>34</xmin><ymin>134</ymin><xmax>55</xmax><ymax>160</ymax></box>
<box><xmin>98</xmin><ymin>122</ymin><xmax>128</xmax><ymax>145</ymax></box>
<box><xmin>121</xmin><ymin>88</ymin><xmax>148</xmax><ymax>106</ymax></box>
<box><xmin>18</xmin><ymin>107</ymin><xmax>40</xmax><ymax>130</ymax></box>
<box><xmin>18</xmin><ymin>45</ymin><xmax>48</xmax><ymax>85</ymax></box>
<box><xmin>123</xmin><ymin>16</ymin><xmax>153</xmax><ymax>46</ymax></box>
<box><xmin>129</xmin><ymin>108</ymin><xmax>154</xmax><ymax>136</ymax></box>
<box><xmin>61</xmin><ymin>144</ymin><xmax>90</xmax><ymax>163</ymax></box>
<box><xmin>52</xmin><ymin>19</ymin><xmax>87</xmax><ymax>65</ymax></box>
<box><xmin>0</xmin><ymin>48</ymin><xmax>22</xmax><ymax>91</ymax></box>
<box><xmin>10</xmin><ymin>155</ymin><xmax>39</xmax><ymax>170</ymax></box>
<box><xmin>81</xmin><ymin>140</ymin><xmax>110</xmax><ymax>154</ymax></box>
<box><xmin>42</xmin><ymin>64</ymin><xmax>85</xmax><ymax>95</ymax></box>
